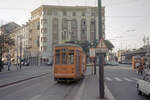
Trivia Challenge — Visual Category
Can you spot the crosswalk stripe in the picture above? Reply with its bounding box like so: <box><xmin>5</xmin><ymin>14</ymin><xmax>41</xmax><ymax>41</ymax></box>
<box><xmin>133</xmin><ymin>78</ymin><xmax>139</xmax><ymax>81</ymax></box>
<box><xmin>124</xmin><ymin>77</ymin><xmax>132</xmax><ymax>82</ymax></box>
<box><xmin>105</xmin><ymin>77</ymin><xmax>112</xmax><ymax>81</ymax></box>
<box><xmin>105</xmin><ymin>76</ymin><xmax>139</xmax><ymax>82</ymax></box>
<box><xmin>114</xmin><ymin>77</ymin><xmax>122</xmax><ymax>81</ymax></box>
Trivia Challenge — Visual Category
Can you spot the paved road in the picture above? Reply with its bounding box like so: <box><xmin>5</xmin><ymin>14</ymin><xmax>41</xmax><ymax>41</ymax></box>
<box><xmin>0</xmin><ymin>68</ymin><xmax>82</xmax><ymax>100</ymax></box>
<box><xmin>104</xmin><ymin>64</ymin><xmax>149</xmax><ymax>100</ymax></box>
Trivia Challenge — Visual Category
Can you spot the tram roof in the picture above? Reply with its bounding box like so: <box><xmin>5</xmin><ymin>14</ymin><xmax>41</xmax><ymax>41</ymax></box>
<box><xmin>55</xmin><ymin>43</ymin><xmax>83</xmax><ymax>49</ymax></box>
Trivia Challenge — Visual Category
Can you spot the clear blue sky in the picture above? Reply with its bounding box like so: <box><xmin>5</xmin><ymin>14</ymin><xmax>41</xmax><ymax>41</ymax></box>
<box><xmin>0</xmin><ymin>0</ymin><xmax>150</xmax><ymax>51</ymax></box>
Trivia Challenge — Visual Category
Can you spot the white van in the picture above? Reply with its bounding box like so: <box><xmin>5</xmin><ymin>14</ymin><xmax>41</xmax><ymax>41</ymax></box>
<box><xmin>137</xmin><ymin>72</ymin><xmax>150</xmax><ymax>96</ymax></box>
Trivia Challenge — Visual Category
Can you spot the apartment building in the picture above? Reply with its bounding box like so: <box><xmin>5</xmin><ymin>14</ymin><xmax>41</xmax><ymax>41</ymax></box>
<box><xmin>9</xmin><ymin>22</ymin><xmax>38</xmax><ymax>65</ymax></box>
<box><xmin>30</xmin><ymin>5</ymin><xmax>105</xmax><ymax>64</ymax></box>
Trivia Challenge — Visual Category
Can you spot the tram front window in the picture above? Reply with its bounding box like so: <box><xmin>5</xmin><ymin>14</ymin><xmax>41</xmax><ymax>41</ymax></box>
<box><xmin>62</xmin><ymin>48</ymin><xmax>67</xmax><ymax>64</ymax></box>
<box><xmin>55</xmin><ymin>50</ymin><xmax>60</xmax><ymax>64</ymax></box>
<box><xmin>68</xmin><ymin>50</ymin><xmax>74</xmax><ymax>64</ymax></box>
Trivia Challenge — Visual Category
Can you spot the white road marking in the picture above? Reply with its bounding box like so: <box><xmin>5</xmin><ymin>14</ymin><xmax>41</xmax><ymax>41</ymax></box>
<box><xmin>133</xmin><ymin>78</ymin><xmax>139</xmax><ymax>81</ymax></box>
<box><xmin>124</xmin><ymin>77</ymin><xmax>132</xmax><ymax>82</ymax></box>
<box><xmin>30</xmin><ymin>95</ymin><xmax>41</xmax><ymax>100</ymax></box>
<box><xmin>105</xmin><ymin>77</ymin><xmax>112</xmax><ymax>81</ymax></box>
<box><xmin>114</xmin><ymin>77</ymin><xmax>122</xmax><ymax>81</ymax></box>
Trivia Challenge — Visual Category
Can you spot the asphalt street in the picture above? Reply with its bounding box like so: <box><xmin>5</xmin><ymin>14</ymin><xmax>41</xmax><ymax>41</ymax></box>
<box><xmin>0</xmin><ymin>67</ymin><xmax>82</xmax><ymax>100</ymax></box>
<box><xmin>0</xmin><ymin>64</ymin><xmax>149</xmax><ymax>100</ymax></box>
<box><xmin>104</xmin><ymin>64</ymin><xmax>150</xmax><ymax>100</ymax></box>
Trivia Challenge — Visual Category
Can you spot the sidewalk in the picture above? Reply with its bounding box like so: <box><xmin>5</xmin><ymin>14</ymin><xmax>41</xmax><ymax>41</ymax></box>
<box><xmin>0</xmin><ymin>65</ymin><xmax>51</xmax><ymax>88</ymax></box>
<box><xmin>0</xmin><ymin>65</ymin><xmax>28</xmax><ymax>74</ymax></box>
<box><xmin>74</xmin><ymin>70</ymin><xmax>115</xmax><ymax>100</ymax></box>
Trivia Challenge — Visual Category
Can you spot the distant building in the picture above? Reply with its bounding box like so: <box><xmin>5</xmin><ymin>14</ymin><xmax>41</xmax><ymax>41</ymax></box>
<box><xmin>9</xmin><ymin>23</ymin><xmax>37</xmax><ymax>65</ymax></box>
<box><xmin>30</xmin><ymin>5</ymin><xmax>105</xmax><ymax>64</ymax></box>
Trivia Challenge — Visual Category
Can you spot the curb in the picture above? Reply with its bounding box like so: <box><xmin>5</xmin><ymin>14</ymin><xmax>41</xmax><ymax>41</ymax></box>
<box><xmin>0</xmin><ymin>72</ymin><xmax>49</xmax><ymax>88</ymax></box>
<box><xmin>104</xmin><ymin>83</ymin><xmax>115</xmax><ymax>100</ymax></box>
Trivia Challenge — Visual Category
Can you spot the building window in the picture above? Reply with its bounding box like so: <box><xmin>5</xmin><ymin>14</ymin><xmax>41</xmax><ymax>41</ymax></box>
<box><xmin>41</xmin><ymin>19</ymin><xmax>47</xmax><ymax>25</ymax></box>
<box><xmin>72</xmin><ymin>12</ymin><xmax>76</xmax><ymax>16</ymax></box>
<box><xmin>62</xmin><ymin>18</ymin><xmax>68</xmax><ymax>40</ymax></box>
<box><xmin>90</xmin><ymin>19</ymin><xmax>96</xmax><ymax>41</ymax></box>
<box><xmin>41</xmin><ymin>37</ymin><xmax>47</xmax><ymax>42</ymax></box>
<box><xmin>37</xmin><ymin>21</ymin><xmax>40</xmax><ymax>30</ymax></box>
<box><xmin>53</xmin><ymin>9</ymin><xmax>57</xmax><ymax>16</ymax></box>
<box><xmin>41</xmin><ymin>28</ymin><xmax>47</xmax><ymax>33</ymax></box>
<box><xmin>52</xmin><ymin>18</ymin><xmax>59</xmax><ymax>44</ymax></box>
<box><xmin>41</xmin><ymin>46</ymin><xmax>47</xmax><ymax>51</ymax></box>
<box><xmin>91</xmin><ymin>12</ymin><xmax>95</xmax><ymax>16</ymax></box>
<box><xmin>62</xmin><ymin>18</ymin><xmax>68</xmax><ymax>29</ymax></box>
<box><xmin>43</xmin><ymin>9</ymin><xmax>47</xmax><ymax>15</ymax></box>
<box><xmin>63</xmin><ymin>11</ymin><xmax>67</xmax><ymax>16</ymax></box>
<box><xmin>81</xmin><ymin>19</ymin><xmax>87</xmax><ymax>40</ymax></box>
<box><xmin>82</xmin><ymin>12</ymin><xmax>85</xmax><ymax>16</ymax></box>
<box><xmin>71</xmin><ymin>19</ymin><xmax>77</xmax><ymax>40</ymax></box>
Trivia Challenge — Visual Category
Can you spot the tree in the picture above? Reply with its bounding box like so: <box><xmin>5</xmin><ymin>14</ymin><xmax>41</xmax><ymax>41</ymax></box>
<box><xmin>65</xmin><ymin>40</ymin><xmax>90</xmax><ymax>54</ymax></box>
<box><xmin>104</xmin><ymin>40</ymin><xmax>114</xmax><ymax>51</ymax></box>
<box><xmin>64</xmin><ymin>39</ymin><xmax>114</xmax><ymax>54</ymax></box>
<box><xmin>0</xmin><ymin>34</ymin><xmax>15</xmax><ymax>58</ymax></box>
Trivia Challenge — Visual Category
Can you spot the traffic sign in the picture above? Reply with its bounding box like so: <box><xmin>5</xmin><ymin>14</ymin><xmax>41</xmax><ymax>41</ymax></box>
<box><xmin>96</xmin><ymin>38</ymin><xmax>108</xmax><ymax>53</ymax></box>
<box><xmin>90</xmin><ymin>48</ymin><xmax>95</xmax><ymax>58</ymax></box>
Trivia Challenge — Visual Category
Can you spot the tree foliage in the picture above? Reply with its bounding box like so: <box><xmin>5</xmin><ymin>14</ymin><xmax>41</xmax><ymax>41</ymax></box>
<box><xmin>64</xmin><ymin>39</ymin><xmax>114</xmax><ymax>55</ymax></box>
<box><xmin>104</xmin><ymin>40</ymin><xmax>114</xmax><ymax>51</ymax></box>
<box><xmin>0</xmin><ymin>34</ymin><xmax>15</xmax><ymax>58</ymax></box>
<box><xmin>65</xmin><ymin>40</ymin><xmax>90</xmax><ymax>54</ymax></box>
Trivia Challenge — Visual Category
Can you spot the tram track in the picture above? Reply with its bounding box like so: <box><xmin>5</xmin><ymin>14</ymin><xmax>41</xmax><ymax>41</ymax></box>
<box><xmin>61</xmin><ymin>80</ymin><xmax>83</xmax><ymax>100</ymax></box>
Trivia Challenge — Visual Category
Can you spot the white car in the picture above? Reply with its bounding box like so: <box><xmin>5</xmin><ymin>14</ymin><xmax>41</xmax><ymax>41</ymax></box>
<box><xmin>137</xmin><ymin>73</ymin><xmax>150</xmax><ymax>96</ymax></box>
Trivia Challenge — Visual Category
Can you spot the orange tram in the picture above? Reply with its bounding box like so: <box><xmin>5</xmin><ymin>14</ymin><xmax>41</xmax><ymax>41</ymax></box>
<box><xmin>53</xmin><ymin>44</ymin><xmax>86</xmax><ymax>82</ymax></box>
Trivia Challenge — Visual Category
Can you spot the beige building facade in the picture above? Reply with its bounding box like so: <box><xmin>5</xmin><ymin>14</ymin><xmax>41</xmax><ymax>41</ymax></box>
<box><xmin>30</xmin><ymin>5</ymin><xmax>105</xmax><ymax>64</ymax></box>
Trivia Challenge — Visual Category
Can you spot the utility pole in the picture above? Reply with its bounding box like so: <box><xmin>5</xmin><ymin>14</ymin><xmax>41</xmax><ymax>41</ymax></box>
<box><xmin>147</xmin><ymin>37</ymin><xmax>149</xmax><ymax>56</ymax></box>
<box><xmin>94</xmin><ymin>8</ymin><xmax>96</xmax><ymax>75</ymax></box>
<box><xmin>98</xmin><ymin>0</ymin><xmax>104</xmax><ymax>98</ymax></box>
<box><xmin>17</xmin><ymin>36</ymin><xmax>18</xmax><ymax>68</ymax></box>
<box><xmin>19</xmin><ymin>36</ymin><xmax>23</xmax><ymax>69</ymax></box>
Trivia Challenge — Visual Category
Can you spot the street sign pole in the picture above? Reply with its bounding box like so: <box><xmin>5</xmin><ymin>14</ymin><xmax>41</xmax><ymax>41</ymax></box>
<box><xmin>98</xmin><ymin>0</ymin><xmax>104</xmax><ymax>98</ymax></box>
<box><xmin>94</xmin><ymin>58</ymin><xmax>96</xmax><ymax>75</ymax></box>
<box><xmin>99</xmin><ymin>54</ymin><xmax>104</xmax><ymax>98</ymax></box>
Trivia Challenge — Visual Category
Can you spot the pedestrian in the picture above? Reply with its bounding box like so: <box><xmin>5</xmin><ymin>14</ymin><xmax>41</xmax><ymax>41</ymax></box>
<box><xmin>7</xmin><ymin>60</ymin><xmax>11</xmax><ymax>71</ymax></box>
<box><xmin>7</xmin><ymin>54</ymin><xmax>11</xmax><ymax>71</ymax></box>
<box><xmin>0</xmin><ymin>58</ymin><xmax>3</xmax><ymax>72</ymax></box>
<box><xmin>138</xmin><ymin>63</ymin><xmax>144</xmax><ymax>75</ymax></box>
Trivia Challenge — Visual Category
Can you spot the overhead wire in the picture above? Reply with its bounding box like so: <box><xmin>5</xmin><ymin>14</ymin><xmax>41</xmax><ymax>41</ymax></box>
<box><xmin>104</xmin><ymin>0</ymin><xmax>140</xmax><ymax>7</ymax></box>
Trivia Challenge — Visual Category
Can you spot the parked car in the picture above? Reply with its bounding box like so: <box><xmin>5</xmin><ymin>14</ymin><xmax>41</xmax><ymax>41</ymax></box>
<box><xmin>46</xmin><ymin>61</ymin><xmax>53</xmax><ymax>66</ymax></box>
<box><xmin>137</xmin><ymin>72</ymin><xmax>150</xmax><ymax>96</ymax></box>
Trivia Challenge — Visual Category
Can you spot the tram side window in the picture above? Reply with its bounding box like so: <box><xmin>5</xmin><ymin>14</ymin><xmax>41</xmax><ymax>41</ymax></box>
<box><xmin>62</xmin><ymin>48</ymin><xmax>67</xmax><ymax>64</ymax></box>
<box><xmin>55</xmin><ymin>50</ymin><xmax>60</xmax><ymax>64</ymax></box>
<box><xmin>68</xmin><ymin>50</ymin><xmax>74</xmax><ymax>64</ymax></box>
